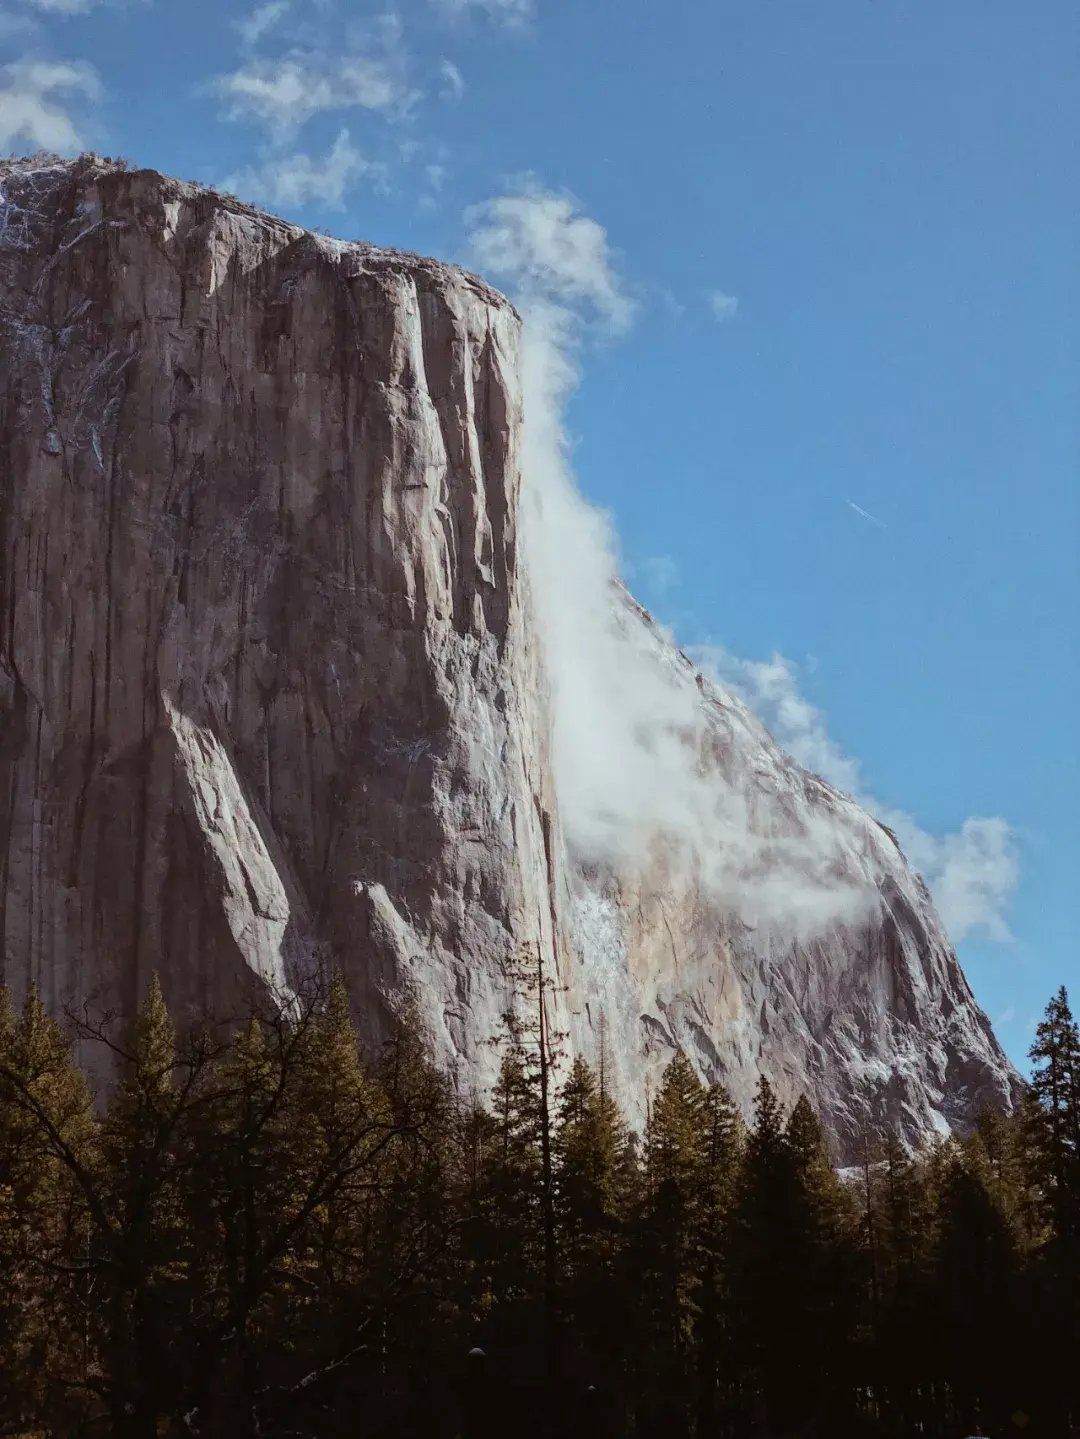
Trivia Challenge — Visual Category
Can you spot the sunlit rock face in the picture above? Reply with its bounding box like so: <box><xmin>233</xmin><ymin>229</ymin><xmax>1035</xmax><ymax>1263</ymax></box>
<box><xmin>0</xmin><ymin>155</ymin><xmax>1018</xmax><ymax>1158</ymax></box>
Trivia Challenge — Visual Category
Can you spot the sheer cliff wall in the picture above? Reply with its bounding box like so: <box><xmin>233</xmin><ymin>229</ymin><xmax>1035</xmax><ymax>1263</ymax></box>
<box><xmin>0</xmin><ymin>156</ymin><xmax>1018</xmax><ymax>1157</ymax></box>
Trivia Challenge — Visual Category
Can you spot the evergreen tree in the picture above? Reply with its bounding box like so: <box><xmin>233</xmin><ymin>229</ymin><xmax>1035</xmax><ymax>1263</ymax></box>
<box><xmin>187</xmin><ymin>979</ymin><xmax>406</xmax><ymax>1437</ymax></box>
<box><xmin>364</xmin><ymin>996</ymin><xmax>464</xmax><ymax>1436</ymax></box>
<box><xmin>726</xmin><ymin>1079</ymin><xmax>858</xmax><ymax>1434</ymax></box>
<box><xmin>471</xmin><ymin>942</ymin><xmax>569</xmax><ymax>1433</ymax></box>
<box><xmin>787</xmin><ymin>1096</ymin><xmax>862</xmax><ymax>1429</ymax></box>
<box><xmin>726</xmin><ymin>1076</ymin><xmax>792</xmax><ymax>1423</ymax></box>
<box><xmin>693</xmin><ymin>1081</ymin><xmax>743</xmax><ymax>1439</ymax></box>
<box><xmin>631</xmin><ymin>1051</ymin><xmax>711</xmax><ymax>1437</ymax></box>
<box><xmin>1024</xmin><ymin>986</ymin><xmax>1080</xmax><ymax>1429</ymax></box>
<box><xmin>1027</xmin><ymin>987</ymin><xmax>1080</xmax><ymax>1234</ymax></box>
<box><xmin>472</xmin><ymin>1045</ymin><xmax>544</xmax><ymax>1372</ymax></box>
<box><xmin>0</xmin><ymin>986</ymin><xmax>96</xmax><ymax>1434</ymax></box>
<box><xmin>5</xmin><ymin>970</ymin><xmax>1079</xmax><ymax>1439</ymax></box>
<box><xmin>94</xmin><ymin>975</ymin><xmax>194</xmax><ymax>1438</ymax></box>
<box><xmin>931</xmin><ymin>1144</ymin><xmax>1024</xmax><ymax>1436</ymax></box>
<box><xmin>872</xmin><ymin>1127</ymin><xmax>936</xmax><ymax>1432</ymax></box>
<box><xmin>553</xmin><ymin>1055</ymin><xmax>632</xmax><ymax>1420</ymax></box>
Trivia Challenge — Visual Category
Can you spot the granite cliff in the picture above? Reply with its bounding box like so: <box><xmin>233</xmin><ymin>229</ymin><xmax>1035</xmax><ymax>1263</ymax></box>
<box><xmin>0</xmin><ymin>154</ymin><xmax>1018</xmax><ymax>1159</ymax></box>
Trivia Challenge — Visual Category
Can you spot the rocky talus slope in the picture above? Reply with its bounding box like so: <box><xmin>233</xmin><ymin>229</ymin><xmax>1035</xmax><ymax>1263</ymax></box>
<box><xmin>0</xmin><ymin>155</ymin><xmax>1018</xmax><ymax>1158</ymax></box>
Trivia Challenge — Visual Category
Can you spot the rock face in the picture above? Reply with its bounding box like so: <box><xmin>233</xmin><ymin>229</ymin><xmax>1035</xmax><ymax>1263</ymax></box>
<box><xmin>564</xmin><ymin>594</ymin><xmax>1019</xmax><ymax>1159</ymax></box>
<box><xmin>0</xmin><ymin>155</ymin><xmax>1018</xmax><ymax>1158</ymax></box>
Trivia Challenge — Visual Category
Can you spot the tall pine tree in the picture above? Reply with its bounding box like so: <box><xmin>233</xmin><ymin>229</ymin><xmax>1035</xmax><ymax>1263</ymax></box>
<box><xmin>1025</xmin><ymin>986</ymin><xmax>1080</xmax><ymax>1430</ymax></box>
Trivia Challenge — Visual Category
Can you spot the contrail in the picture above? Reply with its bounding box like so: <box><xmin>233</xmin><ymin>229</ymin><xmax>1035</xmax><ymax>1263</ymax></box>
<box><xmin>847</xmin><ymin>500</ymin><xmax>886</xmax><ymax>528</ymax></box>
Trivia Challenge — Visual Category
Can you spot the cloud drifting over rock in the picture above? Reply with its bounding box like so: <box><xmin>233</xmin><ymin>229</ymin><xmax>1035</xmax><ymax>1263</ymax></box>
<box><xmin>465</xmin><ymin>185</ymin><xmax>1018</xmax><ymax>948</ymax></box>
<box><xmin>693</xmin><ymin>648</ymin><xmax>1020</xmax><ymax>942</ymax></box>
<box><xmin>223</xmin><ymin>129</ymin><xmax>371</xmax><ymax>210</ymax></box>
<box><xmin>465</xmin><ymin>188</ymin><xmax>885</xmax><ymax>939</ymax></box>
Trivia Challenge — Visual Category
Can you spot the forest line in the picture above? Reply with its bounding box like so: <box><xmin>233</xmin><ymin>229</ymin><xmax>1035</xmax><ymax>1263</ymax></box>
<box><xmin>0</xmin><ymin>969</ymin><xmax>1077</xmax><ymax>1439</ymax></box>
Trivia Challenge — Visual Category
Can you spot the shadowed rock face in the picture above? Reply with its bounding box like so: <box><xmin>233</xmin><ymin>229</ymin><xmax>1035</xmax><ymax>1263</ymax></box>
<box><xmin>0</xmin><ymin>155</ymin><xmax>1019</xmax><ymax>1159</ymax></box>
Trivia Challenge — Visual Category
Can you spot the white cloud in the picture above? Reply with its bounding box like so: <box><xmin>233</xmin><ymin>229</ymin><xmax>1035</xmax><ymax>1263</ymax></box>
<box><xmin>996</xmin><ymin>1005</ymin><xmax>1015</xmax><ymax>1026</ymax></box>
<box><xmin>208</xmin><ymin>13</ymin><xmax>417</xmax><ymax>138</ymax></box>
<box><xmin>707</xmin><ymin>288</ymin><xmax>738</xmax><ymax>322</ymax></box>
<box><xmin>898</xmin><ymin>817</ymin><xmax>1018</xmax><ymax>944</ymax></box>
<box><xmin>223</xmin><ymin>128</ymin><xmax>369</xmax><ymax>210</ymax></box>
<box><xmin>23</xmin><ymin>0</ymin><xmax>103</xmax><ymax>12</ymax></box>
<box><xmin>466</xmin><ymin>186</ymin><xmax>636</xmax><ymax>332</ymax></box>
<box><xmin>234</xmin><ymin>0</ymin><xmax>291</xmax><ymax>48</ymax></box>
<box><xmin>439</xmin><ymin>58</ymin><xmax>465</xmax><ymax>100</ymax></box>
<box><xmin>467</xmin><ymin>189</ymin><xmax>880</xmax><ymax>941</ymax></box>
<box><xmin>210</xmin><ymin>40</ymin><xmax>413</xmax><ymax>137</ymax></box>
<box><xmin>465</xmin><ymin>180</ymin><xmax>1015</xmax><ymax>949</ymax></box>
<box><xmin>0</xmin><ymin>59</ymin><xmax>100</xmax><ymax>153</ymax></box>
<box><xmin>691</xmin><ymin>649</ymin><xmax>1020</xmax><ymax>944</ymax></box>
<box><xmin>435</xmin><ymin>0</ymin><xmax>534</xmax><ymax>25</ymax></box>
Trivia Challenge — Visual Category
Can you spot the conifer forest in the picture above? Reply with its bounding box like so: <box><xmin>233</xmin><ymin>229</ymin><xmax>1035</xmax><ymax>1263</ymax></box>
<box><xmin>0</xmin><ymin>971</ymin><xmax>1077</xmax><ymax>1439</ymax></box>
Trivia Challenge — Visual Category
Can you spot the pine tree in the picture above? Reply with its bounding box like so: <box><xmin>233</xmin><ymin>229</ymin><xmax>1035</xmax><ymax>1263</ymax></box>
<box><xmin>872</xmin><ymin>1127</ymin><xmax>936</xmax><ymax>1432</ymax></box>
<box><xmin>631</xmin><ymin>1050</ymin><xmax>709</xmax><ymax>1437</ymax></box>
<box><xmin>788</xmin><ymin>1096</ymin><xmax>862</xmax><ymax>1428</ymax></box>
<box><xmin>0</xmin><ymin>986</ymin><xmax>97</xmax><ymax>1434</ymax></box>
<box><xmin>555</xmin><ymin>1057</ymin><xmax>624</xmax><ymax>1256</ymax></box>
<box><xmin>931</xmin><ymin>1143</ymin><xmax>1024</xmax><ymax>1436</ymax></box>
<box><xmin>726</xmin><ymin>1080</ymin><xmax>858</xmax><ymax>1434</ymax></box>
<box><xmin>1027</xmin><ymin>987</ymin><xmax>1080</xmax><ymax>1236</ymax></box>
<box><xmin>186</xmin><ymin>977</ymin><xmax>408</xmax><ymax>1437</ymax></box>
<box><xmin>365</xmin><ymin>995</ymin><xmax>463</xmax><ymax>1435</ymax></box>
<box><xmin>693</xmin><ymin>1081</ymin><xmax>743</xmax><ymax>1439</ymax></box>
<box><xmin>480</xmin><ymin>942</ymin><xmax>569</xmax><ymax>1431</ymax></box>
<box><xmin>553</xmin><ymin>1056</ymin><xmax>632</xmax><ymax>1419</ymax></box>
<box><xmin>95</xmin><ymin>974</ymin><xmax>192</xmax><ymax>1438</ymax></box>
<box><xmin>1024</xmin><ymin>986</ymin><xmax>1080</xmax><ymax>1429</ymax></box>
<box><xmin>725</xmin><ymin>1075</ymin><xmax>786</xmax><ymax>1432</ymax></box>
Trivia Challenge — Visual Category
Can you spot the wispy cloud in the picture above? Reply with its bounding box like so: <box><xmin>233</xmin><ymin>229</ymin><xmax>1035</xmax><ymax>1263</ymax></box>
<box><xmin>22</xmin><ymin>0</ymin><xmax>106</xmax><ymax>12</ymax></box>
<box><xmin>223</xmin><ymin>128</ymin><xmax>371</xmax><ymax>211</ymax></box>
<box><xmin>658</xmin><ymin>287</ymin><xmax>687</xmax><ymax>320</ymax></box>
<box><xmin>434</xmin><ymin>0</ymin><xmax>534</xmax><ymax>25</ymax></box>
<box><xmin>847</xmin><ymin>500</ymin><xmax>886</xmax><ymax>529</ymax></box>
<box><xmin>466</xmin><ymin>183</ymin><xmax>636</xmax><ymax>332</ymax></box>
<box><xmin>210</xmin><ymin>49</ymin><xmax>414</xmax><ymax>136</ymax></box>
<box><xmin>707</xmin><ymin>288</ymin><xmax>739</xmax><ymax>322</ymax></box>
<box><xmin>692</xmin><ymin>648</ymin><xmax>1020</xmax><ymax>944</ymax></box>
<box><xmin>234</xmin><ymin>0</ymin><xmax>291</xmax><ymax>49</ymax></box>
<box><xmin>0</xmin><ymin>58</ymin><xmax>100</xmax><ymax>153</ymax></box>
<box><xmin>996</xmin><ymin>1005</ymin><xmax>1016</xmax><ymax>1026</ymax></box>
<box><xmin>438</xmin><ymin>58</ymin><xmax>465</xmax><ymax>100</ymax></box>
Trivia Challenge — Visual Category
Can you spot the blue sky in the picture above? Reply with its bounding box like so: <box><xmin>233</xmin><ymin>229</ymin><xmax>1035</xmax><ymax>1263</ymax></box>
<box><xmin>2</xmin><ymin>0</ymin><xmax>1076</xmax><ymax>1067</ymax></box>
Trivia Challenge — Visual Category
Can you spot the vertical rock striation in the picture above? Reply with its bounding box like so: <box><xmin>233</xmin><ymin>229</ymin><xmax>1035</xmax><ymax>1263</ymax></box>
<box><xmin>0</xmin><ymin>153</ymin><xmax>559</xmax><ymax>1094</ymax></box>
<box><xmin>0</xmin><ymin>155</ymin><xmax>1019</xmax><ymax>1157</ymax></box>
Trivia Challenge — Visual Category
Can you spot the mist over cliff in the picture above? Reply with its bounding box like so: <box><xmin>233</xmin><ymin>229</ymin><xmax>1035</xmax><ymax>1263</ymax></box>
<box><xmin>0</xmin><ymin>154</ymin><xmax>1019</xmax><ymax>1160</ymax></box>
<box><xmin>468</xmin><ymin>197</ymin><xmax>880</xmax><ymax>945</ymax></box>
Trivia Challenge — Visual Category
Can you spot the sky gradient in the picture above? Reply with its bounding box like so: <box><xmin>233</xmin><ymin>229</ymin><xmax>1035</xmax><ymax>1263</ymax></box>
<box><xmin>2</xmin><ymin>0</ymin><xmax>1077</xmax><ymax>1066</ymax></box>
